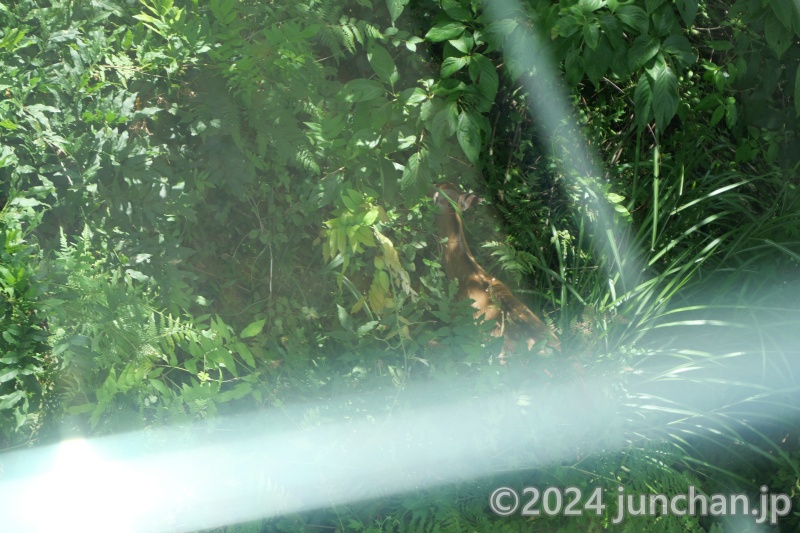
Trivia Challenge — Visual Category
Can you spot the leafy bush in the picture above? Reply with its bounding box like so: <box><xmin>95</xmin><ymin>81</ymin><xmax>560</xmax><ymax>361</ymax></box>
<box><xmin>1</xmin><ymin>0</ymin><xmax>799</xmax><ymax>530</ymax></box>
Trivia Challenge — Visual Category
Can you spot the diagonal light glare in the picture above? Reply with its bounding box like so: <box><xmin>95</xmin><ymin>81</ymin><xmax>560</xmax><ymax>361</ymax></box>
<box><xmin>483</xmin><ymin>0</ymin><xmax>644</xmax><ymax>294</ymax></box>
<box><xmin>0</xmin><ymin>382</ymin><xmax>612</xmax><ymax>532</ymax></box>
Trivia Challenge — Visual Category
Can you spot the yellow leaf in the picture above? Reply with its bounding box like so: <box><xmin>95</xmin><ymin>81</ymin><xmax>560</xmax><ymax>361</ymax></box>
<box><xmin>351</xmin><ymin>297</ymin><xmax>365</xmax><ymax>314</ymax></box>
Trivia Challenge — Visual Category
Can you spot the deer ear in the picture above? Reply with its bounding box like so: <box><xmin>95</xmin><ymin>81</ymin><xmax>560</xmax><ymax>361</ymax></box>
<box><xmin>459</xmin><ymin>193</ymin><xmax>482</xmax><ymax>211</ymax></box>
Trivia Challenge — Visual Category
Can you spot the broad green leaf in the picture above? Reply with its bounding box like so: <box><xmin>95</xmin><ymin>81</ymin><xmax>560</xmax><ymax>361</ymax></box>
<box><xmin>0</xmin><ymin>368</ymin><xmax>19</xmax><ymax>383</ymax></box>
<box><xmin>233</xmin><ymin>342</ymin><xmax>256</xmax><ymax>367</ymax></box>
<box><xmin>148</xmin><ymin>378</ymin><xmax>172</xmax><ymax>397</ymax></box>
<box><xmin>565</xmin><ymin>47</ymin><xmax>583</xmax><ymax>86</ymax></box>
<box><xmin>553</xmin><ymin>15</ymin><xmax>581</xmax><ymax>38</ymax></box>
<box><xmin>770</xmin><ymin>0</ymin><xmax>793</xmax><ymax>30</ymax></box>
<box><xmin>399</xmin><ymin>87</ymin><xmax>428</xmax><ymax>105</ymax></box>
<box><xmin>469</xmin><ymin>54</ymin><xmax>499</xmax><ymax>103</ymax></box>
<box><xmin>676</xmin><ymin>0</ymin><xmax>698</xmax><ymax>26</ymax></box>
<box><xmin>401</xmin><ymin>149</ymin><xmax>428</xmax><ymax>191</ymax></box>
<box><xmin>584</xmin><ymin>36</ymin><xmax>613</xmax><ymax>85</ymax></box>
<box><xmin>376</xmin><ymin>269</ymin><xmax>390</xmax><ymax>291</ymax></box>
<box><xmin>219</xmin><ymin>382</ymin><xmax>253</xmax><ymax>402</ymax></box>
<box><xmin>0</xmin><ymin>28</ymin><xmax>26</xmax><ymax>52</ymax></box>
<box><xmin>651</xmin><ymin>4</ymin><xmax>678</xmax><ymax>36</ymax></box>
<box><xmin>340</xmin><ymin>79</ymin><xmax>385</xmax><ymax>102</ymax></box>
<box><xmin>457</xmin><ymin>110</ymin><xmax>481</xmax><ymax>165</ymax></box>
<box><xmin>616</xmin><ymin>5</ymin><xmax>648</xmax><ymax>34</ymax></box>
<box><xmin>342</xmin><ymin>190</ymin><xmax>360</xmax><ymax>211</ymax></box>
<box><xmin>337</xmin><ymin>304</ymin><xmax>354</xmax><ymax>331</ymax></box>
<box><xmin>10</xmin><ymin>197</ymin><xmax>43</xmax><ymax>208</ymax></box>
<box><xmin>583</xmin><ymin>22</ymin><xmax>600</xmax><ymax>50</ymax></box>
<box><xmin>725</xmin><ymin>98</ymin><xmax>738</xmax><ymax>128</ymax></box>
<box><xmin>707</xmin><ymin>40</ymin><xmax>732</xmax><ymax>51</ymax></box>
<box><xmin>240</xmin><ymin>318</ymin><xmax>266</xmax><ymax>338</ymax></box>
<box><xmin>661</xmin><ymin>34</ymin><xmax>696</xmax><ymax>67</ymax></box>
<box><xmin>441</xmin><ymin>56</ymin><xmax>469</xmax><ymax>78</ymax></box>
<box><xmin>628</xmin><ymin>35</ymin><xmax>660</xmax><ymax>70</ymax></box>
<box><xmin>485</xmin><ymin>18</ymin><xmax>518</xmax><ymax>40</ymax></box>
<box><xmin>426</xmin><ymin>21</ymin><xmax>466</xmax><ymax>42</ymax></box>
<box><xmin>210</xmin><ymin>347</ymin><xmax>238</xmax><ymax>376</ymax></box>
<box><xmin>607</xmin><ymin>192</ymin><xmax>625</xmax><ymax>203</ymax></box>
<box><xmin>0</xmin><ymin>391</ymin><xmax>25</xmax><ymax>410</ymax></box>
<box><xmin>449</xmin><ymin>33</ymin><xmax>474</xmax><ymax>53</ymax></box>
<box><xmin>430</xmin><ymin>100</ymin><xmax>458</xmax><ymax>144</ymax></box>
<box><xmin>368</xmin><ymin>41</ymin><xmax>398</xmax><ymax>85</ymax></box>
<box><xmin>386</xmin><ymin>0</ymin><xmax>410</xmax><ymax>22</ymax></box>
<box><xmin>645</xmin><ymin>0</ymin><xmax>666</xmax><ymax>13</ymax></box>
<box><xmin>764</xmin><ymin>11</ymin><xmax>791</xmax><ymax>58</ymax></box>
<box><xmin>579</xmin><ymin>0</ymin><xmax>604</xmax><ymax>13</ymax></box>
<box><xmin>442</xmin><ymin>0</ymin><xmax>472</xmax><ymax>21</ymax></box>
<box><xmin>356</xmin><ymin>320</ymin><xmax>379</xmax><ymax>337</ymax></box>
<box><xmin>363</xmin><ymin>207</ymin><xmax>379</xmax><ymax>225</ymax></box>
<box><xmin>355</xmin><ymin>225</ymin><xmax>375</xmax><ymax>247</ymax></box>
<box><xmin>652</xmin><ymin>65</ymin><xmax>678</xmax><ymax>131</ymax></box>
<box><xmin>634</xmin><ymin>74</ymin><xmax>653</xmax><ymax>128</ymax></box>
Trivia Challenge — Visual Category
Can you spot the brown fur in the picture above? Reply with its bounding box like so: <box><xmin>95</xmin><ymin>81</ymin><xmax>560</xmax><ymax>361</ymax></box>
<box><xmin>433</xmin><ymin>183</ymin><xmax>560</xmax><ymax>353</ymax></box>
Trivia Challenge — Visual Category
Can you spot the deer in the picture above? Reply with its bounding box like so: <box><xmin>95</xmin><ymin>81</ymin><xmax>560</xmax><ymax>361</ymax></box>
<box><xmin>432</xmin><ymin>183</ymin><xmax>560</xmax><ymax>354</ymax></box>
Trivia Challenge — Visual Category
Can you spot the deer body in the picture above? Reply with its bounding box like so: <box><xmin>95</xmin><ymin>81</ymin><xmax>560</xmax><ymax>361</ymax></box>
<box><xmin>434</xmin><ymin>184</ymin><xmax>560</xmax><ymax>352</ymax></box>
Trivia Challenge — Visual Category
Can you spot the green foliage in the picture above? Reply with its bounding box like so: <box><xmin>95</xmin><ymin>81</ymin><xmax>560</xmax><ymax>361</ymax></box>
<box><xmin>1</xmin><ymin>0</ymin><xmax>800</xmax><ymax>530</ymax></box>
<box><xmin>0</xmin><ymin>194</ymin><xmax>50</xmax><ymax>447</ymax></box>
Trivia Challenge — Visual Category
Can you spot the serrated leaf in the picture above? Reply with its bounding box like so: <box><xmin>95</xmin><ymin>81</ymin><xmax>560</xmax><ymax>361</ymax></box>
<box><xmin>583</xmin><ymin>22</ymin><xmax>600</xmax><ymax>50</ymax></box>
<box><xmin>628</xmin><ymin>35</ymin><xmax>660</xmax><ymax>70</ymax></box>
<box><xmin>616</xmin><ymin>5</ymin><xmax>648</xmax><ymax>34</ymax></box>
<box><xmin>441</xmin><ymin>56</ymin><xmax>469</xmax><ymax>77</ymax></box>
<box><xmin>241</xmin><ymin>319</ymin><xmax>266</xmax><ymax>338</ymax></box>
<box><xmin>661</xmin><ymin>34</ymin><xmax>696</xmax><ymax>67</ymax></box>
<box><xmin>356</xmin><ymin>320</ymin><xmax>379</xmax><ymax>337</ymax></box>
<box><xmin>652</xmin><ymin>65</ymin><xmax>678</xmax><ymax>131</ymax></box>
<box><xmin>449</xmin><ymin>33</ymin><xmax>474</xmax><ymax>53</ymax></box>
<box><xmin>368</xmin><ymin>41</ymin><xmax>398</xmax><ymax>85</ymax></box>
<box><xmin>430</xmin><ymin>100</ymin><xmax>458</xmax><ymax>144</ymax></box>
<box><xmin>401</xmin><ymin>149</ymin><xmax>429</xmax><ymax>192</ymax></box>
<box><xmin>469</xmin><ymin>54</ymin><xmax>499</xmax><ymax>103</ymax></box>
<box><xmin>634</xmin><ymin>74</ymin><xmax>653</xmax><ymax>128</ymax></box>
<box><xmin>425</xmin><ymin>21</ymin><xmax>465</xmax><ymax>42</ymax></box>
<box><xmin>337</xmin><ymin>304</ymin><xmax>354</xmax><ymax>331</ymax></box>
<box><xmin>457</xmin><ymin>110</ymin><xmax>481</xmax><ymax>165</ymax></box>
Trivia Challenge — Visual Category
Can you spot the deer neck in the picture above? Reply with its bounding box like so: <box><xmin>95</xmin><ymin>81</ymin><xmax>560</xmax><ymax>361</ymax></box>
<box><xmin>438</xmin><ymin>210</ymin><xmax>483</xmax><ymax>282</ymax></box>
